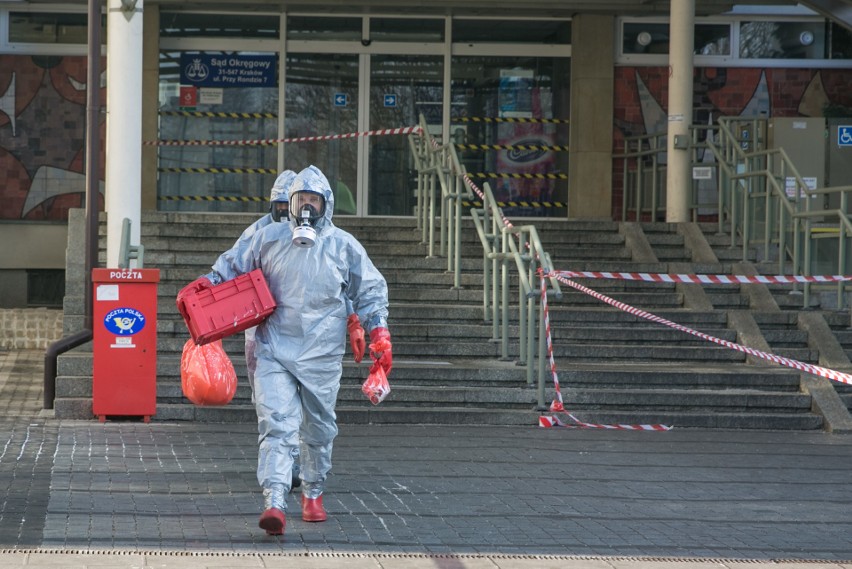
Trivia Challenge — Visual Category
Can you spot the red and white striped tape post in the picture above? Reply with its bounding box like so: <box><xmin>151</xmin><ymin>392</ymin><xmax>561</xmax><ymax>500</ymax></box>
<box><xmin>540</xmin><ymin>273</ymin><xmax>564</xmax><ymax>412</ymax></box>
<box><xmin>537</xmin><ymin>274</ymin><xmax>675</xmax><ymax>431</ymax></box>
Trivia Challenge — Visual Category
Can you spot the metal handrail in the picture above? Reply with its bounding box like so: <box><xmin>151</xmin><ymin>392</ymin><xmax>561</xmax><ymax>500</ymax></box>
<box><xmin>620</xmin><ymin>115</ymin><xmax>852</xmax><ymax>309</ymax></box>
<box><xmin>410</xmin><ymin>114</ymin><xmax>562</xmax><ymax>408</ymax></box>
<box><xmin>618</xmin><ymin>132</ymin><xmax>666</xmax><ymax>222</ymax></box>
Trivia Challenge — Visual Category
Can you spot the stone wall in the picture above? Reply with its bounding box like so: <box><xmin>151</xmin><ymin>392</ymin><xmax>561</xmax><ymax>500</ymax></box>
<box><xmin>0</xmin><ymin>308</ymin><xmax>63</xmax><ymax>350</ymax></box>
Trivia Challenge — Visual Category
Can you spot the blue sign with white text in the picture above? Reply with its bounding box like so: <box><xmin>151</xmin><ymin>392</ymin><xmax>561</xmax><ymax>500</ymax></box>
<box><xmin>180</xmin><ymin>54</ymin><xmax>277</xmax><ymax>88</ymax></box>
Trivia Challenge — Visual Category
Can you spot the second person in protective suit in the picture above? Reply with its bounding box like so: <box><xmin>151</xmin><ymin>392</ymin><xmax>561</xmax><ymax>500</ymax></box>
<box><xmin>179</xmin><ymin>165</ymin><xmax>391</xmax><ymax>537</ymax></box>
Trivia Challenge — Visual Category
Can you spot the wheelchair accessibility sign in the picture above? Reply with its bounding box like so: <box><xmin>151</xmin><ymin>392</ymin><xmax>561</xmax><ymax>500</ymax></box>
<box><xmin>839</xmin><ymin>125</ymin><xmax>852</xmax><ymax>147</ymax></box>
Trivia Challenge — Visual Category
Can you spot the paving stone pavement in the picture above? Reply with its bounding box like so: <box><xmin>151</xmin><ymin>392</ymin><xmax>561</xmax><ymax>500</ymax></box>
<box><xmin>1</xmin><ymin>349</ymin><xmax>851</xmax><ymax>568</ymax></box>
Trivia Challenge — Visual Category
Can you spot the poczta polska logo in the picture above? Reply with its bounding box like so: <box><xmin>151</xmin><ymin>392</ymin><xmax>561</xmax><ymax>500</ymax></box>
<box><xmin>104</xmin><ymin>308</ymin><xmax>147</xmax><ymax>336</ymax></box>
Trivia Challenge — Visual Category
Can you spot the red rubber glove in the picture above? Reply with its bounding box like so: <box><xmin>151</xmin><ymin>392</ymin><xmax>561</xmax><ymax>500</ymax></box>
<box><xmin>176</xmin><ymin>276</ymin><xmax>213</xmax><ymax>305</ymax></box>
<box><xmin>347</xmin><ymin>313</ymin><xmax>366</xmax><ymax>363</ymax></box>
<box><xmin>369</xmin><ymin>327</ymin><xmax>392</xmax><ymax>376</ymax></box>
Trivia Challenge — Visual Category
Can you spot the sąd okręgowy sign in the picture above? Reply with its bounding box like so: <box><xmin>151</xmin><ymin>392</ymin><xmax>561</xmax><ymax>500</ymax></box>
<box><xmin>180</xmin><ymin>53</ymin><xmax>277</xmax><ymax>88</ymax></box>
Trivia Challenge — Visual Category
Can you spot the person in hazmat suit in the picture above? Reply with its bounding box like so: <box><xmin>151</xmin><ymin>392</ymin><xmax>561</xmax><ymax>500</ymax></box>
<box><xmin>190</xmin><ymin>169</ymin><xmax>360</xmax><ymax>491</ymax></box>
<box><xmin>176</xmin><ymin>165</ymin><xmax>390</xmax><ymax>537</ymax></box>
<box><xmin>203</xmin><ymin>170</ymin><xmax>367</xmax><ymax>401</ymax></box>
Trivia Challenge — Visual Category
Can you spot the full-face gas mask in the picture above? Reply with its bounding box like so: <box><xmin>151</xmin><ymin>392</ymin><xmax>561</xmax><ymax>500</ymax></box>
<box><xmin>289</xmin><ymin>189</ymin><xmax>326</xmax><ymax>248</ymax></box>
<box><xmin>270</xmin><ymin>200</ymin><xmax>289</xmax><ymax>223</ymax></box>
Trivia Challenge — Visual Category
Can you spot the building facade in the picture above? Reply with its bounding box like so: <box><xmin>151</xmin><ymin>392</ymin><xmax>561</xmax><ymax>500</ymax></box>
<box><xmin>1</xmin><ymin>1</ymin><xmax>850</xmax><ymax>306</ymax></box>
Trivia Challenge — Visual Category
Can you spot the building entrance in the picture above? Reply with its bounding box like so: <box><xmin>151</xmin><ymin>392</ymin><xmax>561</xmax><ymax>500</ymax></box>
<box><xmin>155</xmin><ymin>13</ymin><xmax>569</xmax><ymax>218</ymax></box>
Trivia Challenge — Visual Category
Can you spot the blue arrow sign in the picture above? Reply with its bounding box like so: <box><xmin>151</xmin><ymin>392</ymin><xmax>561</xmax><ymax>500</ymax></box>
<box><xmin>384</xmin><ymin>94</ymin><xmax>397</xmax><ymax>108</ymax></box>
<box><xmin>334</xmin><ymin>93</ymin><xmax>348</xmax><ymax>107</ymax></box>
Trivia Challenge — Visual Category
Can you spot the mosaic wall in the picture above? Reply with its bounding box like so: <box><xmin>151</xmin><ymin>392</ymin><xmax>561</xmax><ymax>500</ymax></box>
<box><xmin>612</xmin><ymin>67</ymin><xmax>852</xmax><ymax>219</ymax></box>
<box><xmin>0</xmin><ymin>54</ymin><xmax>106</xmax><ymax>222</ymax></box>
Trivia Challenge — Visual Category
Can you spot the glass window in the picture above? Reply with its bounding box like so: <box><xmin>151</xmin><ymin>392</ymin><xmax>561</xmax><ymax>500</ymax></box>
<box><xmin>695</xmin><ymin>24</ymin><xmax>730</xmax><ymax>56</ymax></box>
<box><xmin>10</xmin><ymin>12</ymin><xmax>91</xmax><ymax>44</ymax></box>
<box><xmin>622</xmin><ymin>22</ymin><xmax>669</xmax><ymax>54</ymax></box>
<box><xmin>830</xmin><ymin>22</ymin><xmax>852</xmax><ymax>59</ymax></box>
<box><xmin>156</xmin><ymin>50</ymin><xmax>279</xmax><ymax>214</ymax></box>
<box><xmin>286</xmin><ymin>16</ymin><xmax>361</xmax><ymax>41</ymax></box>
<box><xmin>739</xmin><ymin>20</ymin><xmax>826</xmax><ymax>59</ymax></box>
<box><xmin>453</xmin><ymin>19</ymin><xmax>570</xmax><ymax>44</ymax></box>
<box><xmin>622</xmin><ymin>22</ymin><xmax>730</xmax><ymax>56</ymax></box>
<box><xmin>159</xmin><ymin>13</ymin><xmax>279</xmax><ymax>39</ymax></box>
<box><xmin>369</xmin><ymin>18</ymin><xmax>444</xmax><ymax>42</ymax></box>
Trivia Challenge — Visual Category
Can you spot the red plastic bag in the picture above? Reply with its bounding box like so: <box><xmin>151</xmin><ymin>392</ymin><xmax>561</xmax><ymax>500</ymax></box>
<box><xmin>180</xmin><ymin>338</ymin><xmax>237</xmax><ymax>406</ymax></box>
<box><xmin>361</xmin><ymin>361</ymin><xmax>391</xmax><ymax>405</ymax></box>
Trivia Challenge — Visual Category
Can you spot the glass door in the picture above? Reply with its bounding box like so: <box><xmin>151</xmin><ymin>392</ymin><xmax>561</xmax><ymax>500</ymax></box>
<box><xmin>284</xmin><ymin>53</ymin><xmax>359</xmax><ymax>214</ymax></box>
<box><xmin>367</xmin><ymin>54</ymin><xmax>443</xmax><ymax>216</ymax></box>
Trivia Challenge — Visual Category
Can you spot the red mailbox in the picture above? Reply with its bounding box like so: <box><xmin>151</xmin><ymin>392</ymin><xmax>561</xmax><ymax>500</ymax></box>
<box><xmin>92</xmin><ymin>268</ymin><xmax>160</xmax><ymax>422</ymax></box>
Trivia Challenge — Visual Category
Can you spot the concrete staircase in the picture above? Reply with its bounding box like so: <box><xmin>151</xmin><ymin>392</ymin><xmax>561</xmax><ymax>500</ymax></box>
<box><xmin>51</xmin><ymin>212</ymin><xmax>846</xmax><ymax>429</ymax></box>
<box><xmin>537</xmin><ymin>222</ymin><xmax>822</xmax><ymax>430</ymax></box>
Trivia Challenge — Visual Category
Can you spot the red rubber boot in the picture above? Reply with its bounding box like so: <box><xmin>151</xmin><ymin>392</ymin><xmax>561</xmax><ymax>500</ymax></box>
<box><xmin>301</xmin><ymin>494</ymin><xmax>327</xmax><ymax>522</ymax></box>
<box><xmin>258</xmin><ymin>508</ymin><xmax>286</xmax><ymax>535</ymax></box>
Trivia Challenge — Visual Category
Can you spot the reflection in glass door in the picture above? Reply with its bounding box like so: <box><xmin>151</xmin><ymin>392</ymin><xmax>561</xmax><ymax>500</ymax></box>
<box><xmin>368</xmin><ymin>54</ymin><xmax>443</xmax><ymax>215</ymax></box>
<box><xmin>284</xmin><ymin>53</ymin><xmax>359</xmax><ymax>214</ymax></box>
<box><xmin>157</xmin><ymin>50</ymin><xmax>279</xmax><ymax>214</ymax></box>
<box><xmin>450</xmin><ymin>55</ymin><xmax>570</xmax><ymax>218</ymax></box>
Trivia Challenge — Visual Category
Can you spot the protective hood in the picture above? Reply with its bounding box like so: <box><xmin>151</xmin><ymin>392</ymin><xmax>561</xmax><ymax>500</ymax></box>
<box><xmin>270</xmin><ymin>170</ymin><xmax>296</xmax><ymax>203</ymax></box>
<box><xmin>288</xmin><ymin>165</ymin><xmax>335</xmax><ymax>233</ymax></box>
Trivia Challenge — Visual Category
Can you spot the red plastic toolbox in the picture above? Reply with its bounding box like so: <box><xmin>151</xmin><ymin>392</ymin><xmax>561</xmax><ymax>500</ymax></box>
<box><xmin>178</xmin><ymin>269</ymin><xmax>277</xmax><ymax>345</ymax></box>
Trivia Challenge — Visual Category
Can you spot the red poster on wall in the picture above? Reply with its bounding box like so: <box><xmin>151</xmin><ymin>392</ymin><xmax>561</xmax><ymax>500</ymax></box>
<box><xmin>179</xmin><ymin>85</ymin><xmax>197</xmax><ymax>110</ymax></box>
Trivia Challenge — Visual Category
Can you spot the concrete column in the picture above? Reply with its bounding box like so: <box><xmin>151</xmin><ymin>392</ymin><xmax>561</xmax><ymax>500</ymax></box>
<box><xmin>141</xmin><ymin>3</ymin><xmax>159</xmax><ymax>211</ymax></box>
<box><xmin>665</xmin><ymin>0</ymin><xmax>695</xmax><ymax>223</ymax></box>
<box><xmin>568</xmin><ymin>14</ymin><xmax>614</xmax><ymax>220</ymax></box>
<box><xmin>105</xmin><ymin>0</ymin><xmax>144</xmax><ymax>268</ymax></box>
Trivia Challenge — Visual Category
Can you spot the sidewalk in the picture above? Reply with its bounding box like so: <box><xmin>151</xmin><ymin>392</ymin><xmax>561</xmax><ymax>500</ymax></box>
<box><xmin>1</xmin><ymin>349</ymin><xmax>851</xmax><ymax>568</ymax></box>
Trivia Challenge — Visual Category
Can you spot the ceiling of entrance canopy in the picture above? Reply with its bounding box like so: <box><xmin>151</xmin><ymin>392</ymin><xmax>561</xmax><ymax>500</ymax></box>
<box><xmin>160</xmin><ymin>1</ymin><xmax>800</xmax><ymax>17</ymax></box>
<box><xmin>19</xmin><ymin>0</ymin><xmax>812</xmax><ymax>18</ymax></box>
<box><xmin>14</xmin><ymin>1</ymin><xmax>852</xmax><ymax>29</ymax></box>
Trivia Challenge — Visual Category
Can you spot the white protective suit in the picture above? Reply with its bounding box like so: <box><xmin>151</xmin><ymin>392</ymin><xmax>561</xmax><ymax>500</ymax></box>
<box><xmin>206</xmin><ymin>166</ymin><xmax>389</xmax><ymax>508</ymax></box>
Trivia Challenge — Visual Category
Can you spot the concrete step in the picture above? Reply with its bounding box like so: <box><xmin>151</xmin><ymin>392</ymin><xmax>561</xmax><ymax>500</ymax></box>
<box><xmin>548</xmin><ymin>410</ymin><xmax>822</xmax><ymax>430</ymax></box>
<box><xmin>562</xmin><ymin>388</ymin><xmax>814</xmax><ymax>412</ymax></box>
<box><xmin>54</xmin><ymin>214</ymin><xmax>830</xmax><ymax>430</ymax></box>
<box><xmin>53</xmin><ymin>399</ymin><xmax>822</xmax><ymax>430</ymax></box>
<box><xmin>558</xmin><ymin>365</ymin><xmax>801</xmax><ymax>390</ymax></box>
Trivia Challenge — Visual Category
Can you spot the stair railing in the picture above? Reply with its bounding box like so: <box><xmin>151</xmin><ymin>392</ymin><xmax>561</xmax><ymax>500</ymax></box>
<box><xmin>698</xmin><ymin>117</ymin><xmax>852</xmax><ymax>308</ymax></box>
<box><xmin>410</xmin><ymin>114</ymin><xmax>562</xmax><ymax>406</ymax></box>
<box><xmin>615</xmin><ymin>115</ymin><xmax>852</xmax><ymax>311</ymax></box>
<box><xmin>793</xmin><ymin>186</ymin><xmax>852</xmax><ymax>307</ymax></box>
<box><xmin>618</xmin><ymin>132</ymin><xmax>667</xmax><ymax>222</ymax></box>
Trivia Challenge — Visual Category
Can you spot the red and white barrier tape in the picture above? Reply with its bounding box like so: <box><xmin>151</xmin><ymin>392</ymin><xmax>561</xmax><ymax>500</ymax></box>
<box><xmin>553</xmin><ymin>274</ymin><xmax>852</xmax><ymax>386</ymax></box>
<box><xmin>538</xmin><ymin>274</ymin><xmax>674</xmax><ymax>431</ymax></box>
<box><xmin>539</xmin><ymin>414</ymin><xmax>673</xmax><ymax>431</ymax></box>
<box><xmin>146</xmin><ymin>125</ymin><xmax>422</xmax><ymax>147</ymax></box>
<box><xmin>554</xmin><ymin>270</ymin><xmax>852</xmax><ymax>285</ymax></box>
